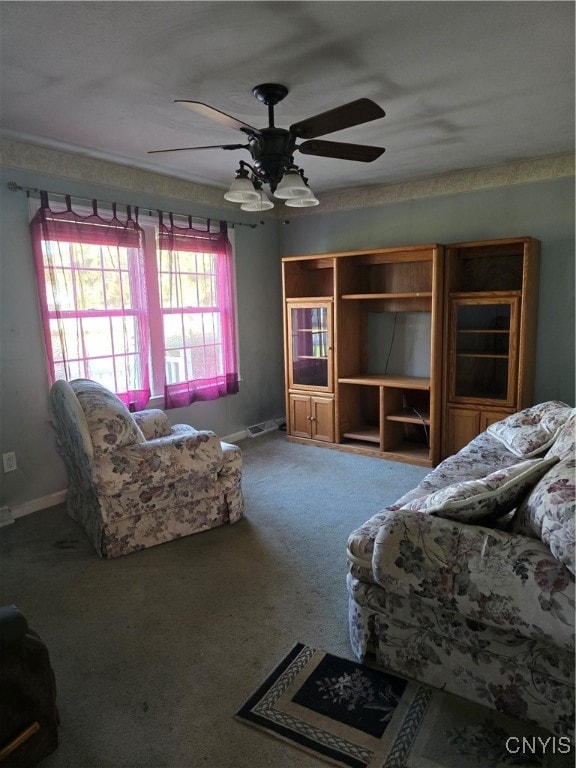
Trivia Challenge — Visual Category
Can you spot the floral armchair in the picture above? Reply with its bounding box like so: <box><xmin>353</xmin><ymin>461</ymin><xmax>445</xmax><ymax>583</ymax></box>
<box><xmin>49</xmin><ymin>379</ymin><xmax>244</xmax><ymax>558</ymax></box>
<box><xmin>347</xmin><ymin>402</ymin><xmax>575</xmax><ymax>737</ymax></box>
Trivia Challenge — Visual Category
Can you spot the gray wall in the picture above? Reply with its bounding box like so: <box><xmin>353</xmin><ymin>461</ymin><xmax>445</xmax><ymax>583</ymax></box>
<box><xmin>280</xmin><ymin>177</ymin><xmax>576</xmax><ymax>406</ymax></box>
<box><xmin>0</xmin><ymin>166</ymin><xmax>284</xmax><ymax>510</ymax></box>
<box><xmin>1</xmin><ymin>163</ymin><xmax>574</xmax><ymax>512</ymax></box>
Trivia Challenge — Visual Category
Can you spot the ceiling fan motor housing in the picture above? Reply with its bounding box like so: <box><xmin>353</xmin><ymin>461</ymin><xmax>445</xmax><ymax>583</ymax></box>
<box><xmin>248</xmin><ymin>128</ymin><xmax>297</xmax><ymax>191</ymax></box>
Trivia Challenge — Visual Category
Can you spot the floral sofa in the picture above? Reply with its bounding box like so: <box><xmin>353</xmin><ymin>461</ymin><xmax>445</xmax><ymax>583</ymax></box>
<box><xmin>347</xmin><ymin>401</ymin><xmax>575</xmax><ymax>737</ymax></box>
<box><xmin>49</xmin><ymin>379</ymin><xmax>244</xmax><ymax>558</ymax></box>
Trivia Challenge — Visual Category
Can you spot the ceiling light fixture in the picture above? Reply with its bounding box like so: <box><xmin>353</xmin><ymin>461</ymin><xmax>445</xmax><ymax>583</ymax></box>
<box><xmin>225</xmin><ymin>159</ymin><xmax>318</xmax><ymax>210</ymax></box>
<box><xmin>149</xmin><ymin>83</ymin><xmax>387</xmax><ymax>213</ymax></box>
<box><xmin>239</xmin><ymin>182</ymin><xmax>275</xmax><ymax>212</ymax></box>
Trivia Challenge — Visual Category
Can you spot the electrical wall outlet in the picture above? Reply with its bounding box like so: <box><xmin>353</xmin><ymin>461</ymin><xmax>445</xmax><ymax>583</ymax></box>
<box><xmin>2</xmin><ymin>451</ymin><xmax>17</xmax><ymax>472</ymax></box>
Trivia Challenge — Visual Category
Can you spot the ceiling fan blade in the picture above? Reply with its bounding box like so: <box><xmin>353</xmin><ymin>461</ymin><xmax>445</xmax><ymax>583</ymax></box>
<box><xmin>291</xmin><ymin>98</ymin><xmax>385</xmax><ymax>139</ymax></box>
<box><xmin>175</xmin><ymin>101</ymin><xmax>260</xmax><ymax>134</ymax></box>
<box><xmin>298</xmin><ymin>140</ymin><xmax>385</xmax><ymax>162</ymax></box>
<box><xmin>148</xmin><ymin>144</ymin><xmax>247</xmax><ymax>154</ymax></box>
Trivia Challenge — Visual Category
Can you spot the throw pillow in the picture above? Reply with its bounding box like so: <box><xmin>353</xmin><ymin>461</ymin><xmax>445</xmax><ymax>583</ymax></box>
<box><xmin>71</xmin><ymin>379</ymin><xmax>145</xmax><ymax>457</ymax></box>
<box><xmin>397</xmin><ymin>457</ymin><xmax>559</xmax><ymax>523</ymax></box>
<box><xmin>487</xmin><ymin>401</ymin><xmax>575</xmax><ymax>458</ymax></box>
<box><xmin>511</xmin><ymin>457</ymin><xmax>575</xmax><ymax>576</ymax></box>
<box><xmin>132</xmin><ymin>409</ymin><xmax>173</xmax><ymax>439</ymax></box>
<box><xmin>547</xmin><ymin>413</ymin><xmax>576</xmax><ymax>461</ymax></box>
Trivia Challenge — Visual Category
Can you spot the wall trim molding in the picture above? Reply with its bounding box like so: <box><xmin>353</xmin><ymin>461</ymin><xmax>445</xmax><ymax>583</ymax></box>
<box><xmin>10</xmin><ymin>489</ymin><xmax>68</xmax><ymax>519</ymax></box>
<box><xmin>290</xmin><ymin>153</ymin><xmax>575</xmax><ymax>215</ymax></box>
<box><xmin>1</xmin><ymin>137</ymin><xmax>573</xmax><ymax>216</ymax></box>
<box><xmin>0</xmin><ymin>137</ymin><xmax>247</xmax><ymax>211</ymax></box>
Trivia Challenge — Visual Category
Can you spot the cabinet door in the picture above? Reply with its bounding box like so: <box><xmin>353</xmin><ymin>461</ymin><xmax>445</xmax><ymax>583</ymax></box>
<box><xmin>289</xmin><ymin>394</ymin><xmax>312</xmax><ymax>438</ymax></box>
<box><xmin>445</xmin><ymin>407</ymin><xmax>480</xmax><ymax>457</ymax></box>
<box><xmin>287</xmin><ymin>302</ymin><xmax>333</xmax><ymax>391</ymax></box>
<box><xmin>448</xmin><ymin>297</ymin><xmax>519</xmax><ymax>407</ymax></box>
<box><xmin>311</xmin><ymin>396</ymin><xmax>335</xmax><ymax>442</ymax></box>
<box><xmin>479</xmin><ymin>409</ymin><xmax>513</xmax><ymax>432</ymax></box>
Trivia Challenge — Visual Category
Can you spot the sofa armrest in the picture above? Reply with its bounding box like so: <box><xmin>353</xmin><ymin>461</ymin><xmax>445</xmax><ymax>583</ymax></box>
<box><xmin>90</xmin><ymin>430</ymin><xmax>224</xmax><ymax>495</ymax></box>
<box><xmin>372</xmin><ymin>511</ymin><xmax>575</xmax><ymax>650</ymax></box>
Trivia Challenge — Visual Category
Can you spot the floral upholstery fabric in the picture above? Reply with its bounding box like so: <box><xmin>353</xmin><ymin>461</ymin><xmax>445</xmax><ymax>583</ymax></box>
<box><xmin>132</xmin><ymin>409</ymin><xmax>173</xmax><ymax>439</ymax></box>
<box><xmin>347</xmin><ymin>429</ymin><xmax>520</xmax><ymax>581</ymax></box>
<box><xmin>49</xmin><ymin>378</ymin><xmax>244</xmax><ymax>557</ymax></box>
<box><xmin>372</xmin><ymin>511</ymin><xmax>574</xmax><ymax>650</ymax></box>
<box><xmin>347</xmin><ymin>403</ymin><xmax>575</xmax><ymax>736</ymax></box>
<box><xmin>397</xmin><ymin>457</ymin><xmax>558</xmax><ymax>523</ymax></box>
<box><xmin>70</xmin><ymin>379</ymin><xmax>145</xmax><ymax>457</ymax></box>
<box><xmin>511</xmin><ymin>457</ymin><xmax>576</xmax><ymax>576</ymax></box>
<box><xmin>547</xmin><ymin>413</ymin><xmax>576</xmax><ymax>461</ymax></box>
<box><xmin>348</xmin><ymin>574</ymin><xmax>575</xmax><ymax>738</ymax></box>
<box><xmin>487</xmin><ymin>400</ymin><xmax>575</xmax><ymax>458</ymax></box>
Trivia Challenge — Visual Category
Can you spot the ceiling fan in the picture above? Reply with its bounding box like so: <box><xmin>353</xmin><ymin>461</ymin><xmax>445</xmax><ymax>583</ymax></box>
<box><xmin>148</xmin><ymin>83</ymin><xmax>386</xmax><ymax>208</ymax></box>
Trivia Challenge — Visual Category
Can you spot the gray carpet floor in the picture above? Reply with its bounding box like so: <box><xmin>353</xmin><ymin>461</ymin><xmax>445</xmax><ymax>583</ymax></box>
<box><xmin>0</xmin><ymin>431</ymin><xmax>428</xmax><ymax>768</ymax></box>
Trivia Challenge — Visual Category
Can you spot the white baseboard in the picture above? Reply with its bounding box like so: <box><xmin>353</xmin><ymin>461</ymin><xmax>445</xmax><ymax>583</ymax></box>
<box><xmin>222</xmin><ymin>416</ymin><xmax>285</xmax><ymax>445</ymax></box>
<box><xmin>10</xmin><ymin>490</ymin><xmax>67</xmax><ymax>519</ymax></box>
<box><xmin>6</xmin><ymin>417</ymin><xmax>286</xmax><ymax>520</ymax></box>
<box><xmin>222</xmin><ymin>430</ymin><xmax>248</xmax><ymax>443</ymax></box>
<box><xmin>0</xmin><ymin>506</ymin><xmax>14</xmax><ymax>527</ymax></box>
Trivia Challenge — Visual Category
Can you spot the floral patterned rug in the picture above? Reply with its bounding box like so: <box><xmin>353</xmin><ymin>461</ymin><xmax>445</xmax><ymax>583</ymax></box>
<box><xmin>235</xmin><ymin>643</ymin><xmax>573</xmax><ymax>768</ymax></box>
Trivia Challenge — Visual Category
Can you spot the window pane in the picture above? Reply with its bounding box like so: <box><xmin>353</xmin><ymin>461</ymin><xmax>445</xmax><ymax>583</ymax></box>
<box><xmin>183</xmin><ymin>314</ymin><xmax>204</xmax><ymax>346</ymax></box>
<box><xmin>43</xmin><ymin>240</ymin><xmax>72</xmax><ymax>268</ymax></box>
<box><xmin>163</xmin><ymin>314</ymin><xmax>184</xmax><ymax>349</ymax></box>
<box><xmin>74</xmin><ymin>243</ymin><xmax>102</xmax><ymax>269</ymax></box>
<box><xmin>111</xmin><ymin>315</ymin><xmax>137</xmax><ymax>355</ymax></box>
<box><xmin>103</xmin><ymin>271</ymin><xmax>129</xmax><ymax>309</ymax></box>
<box><xmin>82</xmin><ymin>316</ymin><xmax>113</xmax><ymax>356</ymax></box>
<box><xmin>77</xmin><ymin>269</ymin><xmax>105</xmax><ymax>309</ymax></box>
<box><xmin>64</xmin><ymin>359</ymin><xmax>85</xmax><ymax>380</ymax></box>
<box><xmin>48</xmin><ymin>268</ymin><xmax>74</xmax><ymax>311</ymax></box>
<box><xmin>115</xmin><ymin>353</ymin><xmax>141</xmax><ymax>389</ymax></box>
<box><xmin>50</xmin><ymin>318</ymin><xmax>82</xmax><ymax>360</ymax></box>
<box><xmin>86</xmin><ymin>358</ymin><xmax>116</xmax><ymax>390</ymax></box>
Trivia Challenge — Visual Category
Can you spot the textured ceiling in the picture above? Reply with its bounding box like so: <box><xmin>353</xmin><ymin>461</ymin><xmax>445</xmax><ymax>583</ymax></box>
<box><xmin>0</xmin><ymin>1</ymin><xmax>574</xmax><ymax>197</ymax></box>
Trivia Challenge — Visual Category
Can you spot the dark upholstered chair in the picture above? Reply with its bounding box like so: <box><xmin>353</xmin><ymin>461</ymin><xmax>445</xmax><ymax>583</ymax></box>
<box><xmin>0</xmin><ymin>606</ymin><xmax>59</xmax><ymax>767</ymax></box>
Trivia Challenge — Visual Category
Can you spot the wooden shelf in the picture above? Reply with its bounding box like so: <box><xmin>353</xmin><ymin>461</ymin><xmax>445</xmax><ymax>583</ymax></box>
<box><xmin>298</xmin><ymin>355</ymin><xmax>328</xmax><ymax>360</ymax></box>
<box><xmin>339</xmin><ymin>375</ymin><xmax>430</xmax><ymax>389</ymax></box>
<box><xmin>386</xmin><ymin>409</ymin><xmax>430</xmax><ymax>425</ymax></box>
<box><xmin>457</xmin><ymin>354</ymin><xmax>509</xmax><ymax>359</ymax></box>
<box><xmin>341</xmin><ymin>292</ymin><xmax>432</xmax><ymax>300</ymax></box>
<box><xmin>449</xmin><ymin>290</ymin><xmax>522</xmax><ymax>299</ymax></box>
<box><xmin>286</xmin><ymin>296</ymin><xmax>334</xmax><ymax>302</ymax></box>
<box><xmin>342</xmin><ymin>426</ymin><xmax>380</xmax><ymax>444</ymax></box>
<box><xmin>458</xmin><ymin>329</ymin><xmax>510</xmax><ymax>334</ymax></box>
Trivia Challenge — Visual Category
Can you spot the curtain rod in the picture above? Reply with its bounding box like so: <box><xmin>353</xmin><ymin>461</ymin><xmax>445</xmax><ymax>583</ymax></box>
<box><xmin>6</xmin><ymin>181</ymin><xmax>261</xmax><ymax>229</ymax></box>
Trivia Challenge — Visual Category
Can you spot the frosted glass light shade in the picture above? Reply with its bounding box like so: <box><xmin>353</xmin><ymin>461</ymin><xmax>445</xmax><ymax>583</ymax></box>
<box><xmin>224</xmin><ymin>176</ymin><xmax>260</xmax><ymax>203</ymax></box>
<box><xmin>285</xmin><ymin>193</ymin><xmax>320</xmax><ymax>207</ymax></box>
<box><xmin>240</xmin><ymin>193</ymin><xmax>275</xmax><ymax>211</ymax></box>
<box><xmin>274</xmin><ymin>170</ymin><xmax>309</xmax><ymax>199</ymax></box>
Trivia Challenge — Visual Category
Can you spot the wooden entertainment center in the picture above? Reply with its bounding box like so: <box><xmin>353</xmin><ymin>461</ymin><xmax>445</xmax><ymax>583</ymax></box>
<box><xmin>282</xmin><ymin>237</ymin><xmax>540</xmax><ymax>467</ymax></box>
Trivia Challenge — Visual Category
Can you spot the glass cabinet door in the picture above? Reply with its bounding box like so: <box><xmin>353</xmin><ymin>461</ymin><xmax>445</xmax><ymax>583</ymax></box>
<box><xmin>287</xmin><ymin>302</ymin><xmax>333</xmax><ymax>391</ymax></box>
<box><xmin>449</xmin><ymin>297</ymin><xmax>518</xmax><ymax>406</ymax></box>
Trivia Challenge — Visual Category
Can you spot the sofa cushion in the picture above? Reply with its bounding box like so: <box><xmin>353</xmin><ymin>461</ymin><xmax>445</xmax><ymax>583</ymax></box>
<box><xmin>487</xmin><ymin>401</ymin><xmax>575</xmax><ymax>458</ymax></box>
<box><xmin>397</xmin><ymin>457</ymin><xmax>558</xmax><ymax>523</ymax></box>
<box><xmin>511</xmin><ymin>457</ymin><xmax>576</xmax><ymax>576</ymax></box>
<box><xmin>70</xmin><ymin>379</ymin><xmax>145</xmax><ymax>457</ymax></box>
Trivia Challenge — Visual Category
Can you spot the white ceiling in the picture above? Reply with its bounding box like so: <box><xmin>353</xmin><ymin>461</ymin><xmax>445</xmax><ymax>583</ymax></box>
<box><xmin>1</xmin><ymin>1</ymin><xmax>574</xmax><ymax>196</ymax></box>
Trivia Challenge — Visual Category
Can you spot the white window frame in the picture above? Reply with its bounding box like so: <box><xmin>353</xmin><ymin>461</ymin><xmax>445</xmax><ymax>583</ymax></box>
<box><xmin>31</xmin><ymin>199</ymin><xmax>239</xmax><ymax>406</ymax></box>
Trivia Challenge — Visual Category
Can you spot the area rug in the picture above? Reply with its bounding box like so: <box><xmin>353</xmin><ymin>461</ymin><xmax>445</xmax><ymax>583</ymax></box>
<box><xmin>235</xmin><ymin>643</ymin><xmax>573</xmax><ymax>768</ymax></box>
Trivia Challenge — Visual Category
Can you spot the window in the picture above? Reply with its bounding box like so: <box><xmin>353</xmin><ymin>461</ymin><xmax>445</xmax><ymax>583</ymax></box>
<box><xmin>31</xmin><ymin>195</ymin><xmax>239</xmax><ymax>410</ymax></box>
